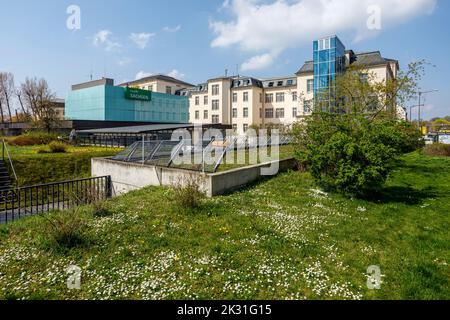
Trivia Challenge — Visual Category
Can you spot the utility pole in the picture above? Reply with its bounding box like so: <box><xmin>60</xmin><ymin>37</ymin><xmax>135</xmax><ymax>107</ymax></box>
<box><xmin>417</xmin><ymin>89</ymin><xmax>438</xmax><ymax>132</ymax></box>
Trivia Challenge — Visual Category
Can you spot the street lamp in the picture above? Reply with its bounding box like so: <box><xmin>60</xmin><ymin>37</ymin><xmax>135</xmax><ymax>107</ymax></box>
<box><xmin>417</xmin><ymin>89</ymin><xmax>439</xmax><ymax>129</ymax></box>
<box><xmin>409</xmin><ymin>105</ymin><xmax>419</xmax><ymax>123</ymax></box>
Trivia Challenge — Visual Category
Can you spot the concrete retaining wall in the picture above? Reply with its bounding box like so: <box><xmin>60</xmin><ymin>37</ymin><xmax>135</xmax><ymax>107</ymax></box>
<box><xmin>92</xmin><ymin>158</ymin><xmax>297</xmax><ymax>197</ymax></box>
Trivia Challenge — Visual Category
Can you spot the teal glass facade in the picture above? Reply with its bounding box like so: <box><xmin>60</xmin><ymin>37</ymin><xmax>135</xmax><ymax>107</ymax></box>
<box><xmin>65</xmin><ymin>84</ymin><xmax>189</xmax><ymax>123</ymax></box>
<box><xmin>313</xmin><ymin>36</ymin><xmax>346</xmax><ymax>111</ymax></box>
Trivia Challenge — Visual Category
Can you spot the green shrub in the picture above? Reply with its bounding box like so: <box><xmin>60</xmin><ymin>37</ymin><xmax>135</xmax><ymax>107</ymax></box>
<box><xmin>91</xmin><ymin>201</ymin><xmax>111</xmax><ymax>217</ymax></box>
<box><xmin>423</xmin><ymin>144</ymin><xmax>450</xmax><ymax>157</ymax></box>
<box><xmin>8</xmin><ymin>131</ymin><xmax>59</xmax><ymax>146</ymax></box>
<box><xmin>172</xmin><ymin>175</ymin><xmax>206</xmax><ymax>209</ymax></box>
<box><xmin>293</xmin><ymin>113</ymin><xmax>416</xmax><ymax>196</ymax></box>
<box><xmin>12</xmin><ymin>150</ymin><xmax>118</xmax><ymax>186</ymax></box>
<box><xmin>41</xmin><ymin>209</ymin><xmax>88</xmax><ymax>251</ymax></box>
<box><xmin>48</xmin><ymin>141</ymin><xmax>68</xmax><ymax>153</ymax></box>
<box><xmin>36</xmin><ymin>146</ymin><xmax>50</xmax><ymax>154</ymax></box>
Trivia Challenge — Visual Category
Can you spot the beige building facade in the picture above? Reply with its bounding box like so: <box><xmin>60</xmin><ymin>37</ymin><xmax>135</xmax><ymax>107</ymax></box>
<box><xmin>183</xmin><ymin>48</ymin><xmax>400</xmax><ymax>135</ymax></box>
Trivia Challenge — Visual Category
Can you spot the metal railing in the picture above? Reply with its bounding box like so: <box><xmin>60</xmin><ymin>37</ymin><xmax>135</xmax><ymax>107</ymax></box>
<box><xmin>0</xmin><ymin>176</ymin><xmax>112</xmax><ymax>224</ymax></box>
<box><xmin>2</xmin><ymin>139</ymin><xmax>18</xmax><ymax>186</ymax></box>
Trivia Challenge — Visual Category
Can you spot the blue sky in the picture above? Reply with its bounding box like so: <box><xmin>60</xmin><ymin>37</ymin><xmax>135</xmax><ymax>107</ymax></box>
<box><xmin>0</xmin><ymin>0</ymin><xmax>449</xmax><ymax>119</ymax></box>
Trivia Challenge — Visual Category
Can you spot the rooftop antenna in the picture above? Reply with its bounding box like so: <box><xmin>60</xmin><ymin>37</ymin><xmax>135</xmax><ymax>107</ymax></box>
<box><xmin>236</xmin><ymin>64</ymin><xmax>239</xmax><ymax>78</ymax></box>
<box><xmin>225</xmin><ymin>69</ymin><xmax>228</xmax><ymax>77</ymax></box>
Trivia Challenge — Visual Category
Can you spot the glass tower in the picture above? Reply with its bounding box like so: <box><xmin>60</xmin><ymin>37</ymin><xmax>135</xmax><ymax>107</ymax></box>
<box><xmin>313</xmin><ymin>36</ymin><xmax>346</xmax><ymax>111</ymax></box>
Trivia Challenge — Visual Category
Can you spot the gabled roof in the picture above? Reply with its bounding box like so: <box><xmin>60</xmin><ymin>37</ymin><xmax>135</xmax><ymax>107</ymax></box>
<box><xmin>119</xmin><ymin>74</ymin><xmax>194</xmax><ymax>88</ymax></box>
<box><xmin>296</xmin><ymin>51</ymin><xmax>399</xmax><ymax>76</ymax></box>
<box><xmin>295</xmin><ymin>61</ymin><xmax>314</xmax><ymax>75</ymax></box>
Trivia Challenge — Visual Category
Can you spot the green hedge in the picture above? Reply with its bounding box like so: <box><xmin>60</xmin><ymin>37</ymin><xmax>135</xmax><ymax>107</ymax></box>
<box><xmin>10</xmin><ymin>151</ymin><xmax>117</xmax><ymax>187</ymax></box>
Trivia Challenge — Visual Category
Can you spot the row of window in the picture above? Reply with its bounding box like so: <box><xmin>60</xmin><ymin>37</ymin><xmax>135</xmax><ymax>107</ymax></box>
<box><xmin>194</xmin><ymin>110</ymin><xmax>220</xmax><ymax>123</ymax></box>
<box><xmin>232</xmin><ymin>124</ymin><xmax>249</xmax><ymax>133</ymax></box>
<box><xmin>264</xmin><ymin>92</ymin><xmax>298</xmax><ymax>103</ymax></box>
<box><xmin>142</xmin><ymin>85</ymin><xmax>173</xmax><ymax>95</ymax></box>
<box><xmin>195</xmin><ymin>101</ymin><xmax>312</xmax><ymax>121</ymax></box>
<box><xmin>196</xmin><ymin>81</ymin><xmax>314</xmax><ymax>106</ymax></box>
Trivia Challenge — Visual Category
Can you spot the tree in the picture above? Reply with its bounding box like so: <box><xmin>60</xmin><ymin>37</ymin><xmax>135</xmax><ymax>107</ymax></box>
<box><xmin>19</xmin><ymin>77</ymin><xmax>61</xmax><ymax>132</ymax></box>
<box><xmin>293</xmin><ymin>61</ymin><xmax>425</xmax><ymax>196</ymax></box>
<box><xmin>0</xmin><ymin>72</ymin><xmax>16</xmax><ymax>123</ymax></box>
<box><xmin>432</xmin><ymin>118</ymin><xmax>450</xmax><ymax>132</ymax></box>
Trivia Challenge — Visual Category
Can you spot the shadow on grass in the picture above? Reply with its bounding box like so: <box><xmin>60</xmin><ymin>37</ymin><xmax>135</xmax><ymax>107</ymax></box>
<box><xmin>360</xmin><ymin>185</ymin><xmax>437</xmax><ymax>205</ymax></box>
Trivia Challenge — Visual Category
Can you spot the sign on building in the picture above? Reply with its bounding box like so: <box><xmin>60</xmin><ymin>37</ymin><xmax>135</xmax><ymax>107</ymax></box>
<box><xmin>125</xmin><ymin>87</ymin><xmax>152</xmax><ymax>101</ymax></box>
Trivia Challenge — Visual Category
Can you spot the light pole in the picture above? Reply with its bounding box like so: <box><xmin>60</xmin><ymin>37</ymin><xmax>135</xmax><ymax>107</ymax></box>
<box><xmin>417</xmin><ymin>89</ymin><xmax>438</xmax><ymax>129</ymax></box>
<box><xmin>409</xmin><ymin>105</ymin><xmax>419</xmax><ymax>123</ymax></box>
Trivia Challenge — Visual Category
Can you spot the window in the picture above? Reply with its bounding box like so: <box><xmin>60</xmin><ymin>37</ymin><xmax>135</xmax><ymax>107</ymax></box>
<box><xmin>195</xmin><ymin>96</ymin><xmax>200</xmax><ymax>106</ymax></box>
<box><xmin>307</xmin><ymin>79</ymin><xmax>314</xmax><ymax>93</ymax></box>
<box><xmin>204</xmin><ymin>96</ymin><xmax>208</xmax><ymax>105</ymax></box>
<box><xmin>293</xmin><ymin>108</ymin><xmax>297</xmax><ymax>117</ymax></box>
<box><xmin>265</xmin><ymin>108</ymin><xmax>274</xmax><ymax>118</ymax></box>
<box><xmin>212</xmin><ymin>100</ymin><xmax>220</xmax><ymax>110</ymax></box>
<box><xmin>204</xmin><ymin>110</ymin><xmax>208</xmax><ymax>119</ymax></box>
<box><xmin>277</xmin><ymin>81</ymin><xmax>283</xmax><ymax>87</ymax></box>
<box><xmin>243</xmin><ymin>124</ymin><xmax>249</xmax><ymax>133</ymax></box>
<box><xmin>211</xmin><ymin>85</ymin><xmax>220</xmax><ymax>95</ymax></box>
<box><xmin>276</xmin><ymin>93</ymin><xmax>285</xmax><ymax>102</ymax></box>
<box><xmin>360</xmin><ymin>73</ymin><xmax>369</xmax><ymax>83</ymax></box>
<box><xmin>265</xmin><ymin>93</ymin><xmax>274</xmax><ymax>103</ymax></box>
<box><xmin>148</xmin><ymin>85</ymin><xmax>153</xmax><ymax>91</ymax></box>
<box><xmin>232</xmin><ymin>124</ymin><xmax>238</xmax><ymax>132</ymax></box>
<box><xmin>232</xmin><ymin>92</ymin><xmax>237</xmax><ymax>102</ymax></box>
<box><xmin>276</xmin><ymin>108</ymin><xmax>285</xmax><ymax>118</ymax></box>
<box><xmin>232</xmin><ymin>108</ymin><xmax>238</xmax><ymax>118</ymax></box>
<box><xmin>243</xmin><ymin>92</ymin><xmax>249</xmax><ymax>102</ymax></box>
<box><xmin>303</xmin><ymin>100</ymin><xmax>312</xmax><ymax>113</ymax></box>
<box><xmin>318</xmin><ymin>38</ymin><xmax>331</xmax><ymax>50</ymax></box>
<box><xmin>195</xmin><ymin>111</ymin><xmax>200</xmax><ymax>120</ymax></box>
<box><xmin>287</xmin><ymin>79</ymin><xmax>294</xmax><ymax>86</ymax></box>
<box><xmin>243</xmin><ymin>108</ymin><xmax>248</xmax><ymax>118</ymax></box>
<box><xmin>259</xmin><ymin>108</ymin><xmax>262</xmax><ymax>118</ymax></box>
<box><xmin>166</xmin><ymin>86</ymin><xmax>172</xmax><ymax>94</ymax></box>
<box><xmin>268</xmin><ymin>82</ymin><xmax>274</xmax><ymax>87</ymax></box>
<box><xmin>212</xmin><ymin>115</ymin><xmax>220</xmax><ymax>124</ymax></box>
<box><xmin>292</xmin><ymin>91</ymin><xmax>298</xmax><ymax>101</ymax></box>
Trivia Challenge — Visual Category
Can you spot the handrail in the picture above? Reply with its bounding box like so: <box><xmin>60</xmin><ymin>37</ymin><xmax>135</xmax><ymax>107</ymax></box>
<box><xmin>2</xmin><ymin>139</ymin><xmax>18</xmax><ymax>185</ymax></box>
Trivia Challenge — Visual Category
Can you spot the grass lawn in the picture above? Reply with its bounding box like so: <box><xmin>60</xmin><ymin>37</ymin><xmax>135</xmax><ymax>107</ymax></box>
<box><xmin>6</xmin><ymin>145</ymin><xmax>122</xmax><ymax>186</ymax></box>
<box><xmin>0</xmin><ymin>152</ymin><xmax>448</xmax><ymax>300</ymax></box>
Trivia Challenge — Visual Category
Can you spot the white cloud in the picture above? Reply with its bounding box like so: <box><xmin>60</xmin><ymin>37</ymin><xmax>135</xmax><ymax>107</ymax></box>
<box><xmin>117</xmin><ymin>57</ymin><xmax>133</xmax><ymax>66</ymax></box>
<box><xmin>130</xmin><ymin>32</ymin><xmax>155</xmax><ymax>49</ymax></box>
<box><xmin>135</xmin><ymin>71</ymin><xmax>153</xmax><ymax>80</ymax></box>
<box><xmin>163</xmin><ymin>25</ymin><xmax>182</xmax><ymax>33</ymax></box>
<box><xmin>167</xmin><ymin>69</ymin><xmax>186</xmax><ymax>79</ymax></box>
<box><xmin>241</xmin><ymin>53</ymin><xmax>277</xmax><ymax>71</ymax></box>
<box><xmin>92</xmin><ymin>30</ymin><xmax>121</xmax><ymax>52</ymax></box>
<box><xmin>210</xmin><ymin>0</ymin><xmax>437</xmax><ymax>70</ymax></box>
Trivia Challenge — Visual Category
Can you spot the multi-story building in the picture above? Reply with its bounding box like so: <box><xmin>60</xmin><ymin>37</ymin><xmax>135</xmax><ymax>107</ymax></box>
<box><xmin>65</xmin><ymin>78</ymin><xmax>190</xmax><ymax>123</ymax></box>
<box><xmin>185</xmin><ymin>35</ymin><xmax>400</xmax><ymax>135</ymax></box>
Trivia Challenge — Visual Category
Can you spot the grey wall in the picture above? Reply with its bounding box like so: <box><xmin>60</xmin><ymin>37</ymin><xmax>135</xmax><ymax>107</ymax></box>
<box><xmin>92</xmin><ymin>158</ymin><xmax>297</xmax><ymax>197</ymax></box>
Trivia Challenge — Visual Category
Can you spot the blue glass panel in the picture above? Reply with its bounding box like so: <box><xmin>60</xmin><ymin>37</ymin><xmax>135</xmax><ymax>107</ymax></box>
<box><xmin>331</xmin><ymin>37</ymin><xmax>336</xmax><ymax>48</ymax></box>
<box><xmin>319</xmin><ymin>50</ymin><xmax>329</xmax><ymax>61</ymax></box>
<box><xmin>313</xmin><ymin>40</ymin><xmax>318</xmax><ymax>51</ymax></box>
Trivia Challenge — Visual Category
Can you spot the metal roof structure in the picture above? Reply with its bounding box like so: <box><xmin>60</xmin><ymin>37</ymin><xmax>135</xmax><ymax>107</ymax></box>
<box><xmin>78</xmin><ymin>123</ymin><xmax>198</xmax><ymax>134</ymax></box>
<box><xmin>78</xmin><ymin>123</ymin><xmax>231</xmax><ymax>135</ymax></box>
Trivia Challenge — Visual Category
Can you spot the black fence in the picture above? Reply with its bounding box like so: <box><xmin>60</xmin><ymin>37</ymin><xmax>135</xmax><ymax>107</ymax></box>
<box><xmin>0</xmin><ymin>176</ymin><xmax>112</xmax><ymax>224</ymax></box>
<box><xmin>77</xmin><ymin>133</ymin><xmax>174</xmax><ymax>148</ymax></box>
